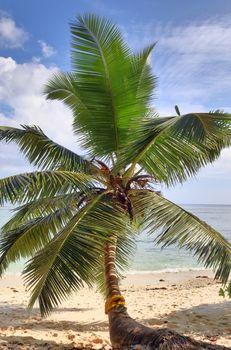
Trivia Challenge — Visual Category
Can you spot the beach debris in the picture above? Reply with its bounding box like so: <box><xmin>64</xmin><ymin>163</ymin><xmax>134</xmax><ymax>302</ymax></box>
<box><xmin>92</xmin><ymin>337</ymin><xmax>103</xmax><ymax>344</ymax></box>
<box><xmin>145</xmin><ymin>287</ymin><xmax>167</xmax><ymax>291</ymax></box>
<box><xmin>67</xmin><ymin>334</ymin><xmax>76</xmax><ymax>341</ymax></box>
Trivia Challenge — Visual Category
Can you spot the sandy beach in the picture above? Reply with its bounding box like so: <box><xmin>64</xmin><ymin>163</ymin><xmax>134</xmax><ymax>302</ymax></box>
<box><xmin>0</xmin><ymin>270</ymin><xmax>230</xmax><ymax>349</ymax></box>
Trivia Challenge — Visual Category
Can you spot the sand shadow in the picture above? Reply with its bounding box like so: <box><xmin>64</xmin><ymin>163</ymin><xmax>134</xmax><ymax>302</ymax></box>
<box><xmin>0</xmin><ymin>334</ymin><xmax>73</xmax><ymax>349</ymax></box>
<box><xmin>0</xmin><ymin>302</ymin><xmax>108</xmax><ymax>332</ymax></box>
<box><xmin>24</xmin><ymin>319</ymin><xmax>109</xmax><ymax>333</ymax></box>
<box><xmin>139</xmin><ymin>300</ymin><xmax>231</xmax><ymax>339</ymax></box>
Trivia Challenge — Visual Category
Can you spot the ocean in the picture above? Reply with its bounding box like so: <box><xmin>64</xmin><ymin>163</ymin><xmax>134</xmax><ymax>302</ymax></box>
<box><xmin>0</xmin><ymin>204</ymin><xmax>230</xmax><ymax>274</ymax></box>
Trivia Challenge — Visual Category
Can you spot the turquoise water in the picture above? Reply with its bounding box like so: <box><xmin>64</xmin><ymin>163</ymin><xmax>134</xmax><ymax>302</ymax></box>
<box><xmin>130</xmin><ymin>204</ymin><xmax>231</xmax><ymax>273</ymax></box>
<box><xmin>0</xmin><ymin>204</ymin><xmax>230</xmax><ymax>274</ymax></box>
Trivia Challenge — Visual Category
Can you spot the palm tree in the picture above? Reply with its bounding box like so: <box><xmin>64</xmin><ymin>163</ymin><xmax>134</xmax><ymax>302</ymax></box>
<box><xmin>0</xmin><ymin>14</ymin><xmax>231</xmax><ymax>350</ymax></box>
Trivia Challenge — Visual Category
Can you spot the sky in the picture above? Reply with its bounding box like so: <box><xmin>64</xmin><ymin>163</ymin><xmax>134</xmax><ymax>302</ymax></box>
<box><xmin>0</xmin><ymin>0</ymin><xmax>231</xmax><ymax>204</ymax></box>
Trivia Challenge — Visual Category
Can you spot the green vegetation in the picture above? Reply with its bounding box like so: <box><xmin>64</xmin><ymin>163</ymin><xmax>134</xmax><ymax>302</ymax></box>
<box><xmin>219</xmin><ymin>281</ymin><xmax>231</xmax><ymax>298</ymax></box>
<box><xmin>0</xmin><ymin>14</ymin><xmax>230</xmax><ymax>349</ymax></box>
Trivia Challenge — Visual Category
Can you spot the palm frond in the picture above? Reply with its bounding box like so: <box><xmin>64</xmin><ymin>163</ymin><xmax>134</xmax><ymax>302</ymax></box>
<box><xmin>2</xmin><ymin>193</ymin><xmax>81</xmax><ymax>232</ymax></box>
<box><xmin>0</xmin><ymin>205</ymin><xmax>76</xmax><ymax>276</ymax></box>
<box><xmin>45</xmin><ymin>15</ymin><xmax>156</xmax><ymax>157</ymax></box>
<box><xmin>23</xmin><ymin>194</ymin><xmax>134</xmax><ymax>315</ymax></box>
<box><xmin>132</xmin><ymin>44</ymin><xmax>156</xmax><ymax>103</ymax></box>
<box><xmin>0</xmin><ymin>170</ymin><xmax>97</xmax><ymax>205</ymax></box>
<box><xmin>131</xmin><ymin>189</ymin><xmax>231</xmax><ymax>283</ymax></box>
<box><xmin>169</xmin><ymin>111</ymin><xmax>231</xmax><ymax>143</ymax></box>
<box><xmin>0</xmin><ymin>125</ymin><xmax>94</xmax><ymax>173</ymax></box>
<box><xmin>121</xmin><ymin>112</ymin><xmax>231</xmax><ymax>184</ymax></box>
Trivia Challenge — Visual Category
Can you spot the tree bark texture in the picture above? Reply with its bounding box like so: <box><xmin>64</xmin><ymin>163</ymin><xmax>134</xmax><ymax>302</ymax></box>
<box><xmin>104</xmin><ymin>239</ymin><xmax>230</xmax><ymax>350</ymax></box>
<box><xmin>104</xmin><ymin>237</ymin><xmax>121</xmax><ymax>299</ymax></box>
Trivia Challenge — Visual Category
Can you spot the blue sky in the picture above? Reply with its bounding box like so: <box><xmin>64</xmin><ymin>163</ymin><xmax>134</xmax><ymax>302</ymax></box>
<box><xmin>0</xmin><ymin>0</ymin><xmax>231</xmax><ymax>204</ymax></box>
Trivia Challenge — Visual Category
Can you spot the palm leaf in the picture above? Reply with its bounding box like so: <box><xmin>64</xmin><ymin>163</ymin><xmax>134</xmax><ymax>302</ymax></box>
<box><xmin>2</xmin><ymin>193</ymin><xmax>81</xmax><ymax>232</ymax></box>
<box><xmin>0</xmin><ymin>206</ymin><xmax>75</xmax><ymax>276</ymax></box>
<box><xmin>23</xmin><ymin>195</ymin><xmax>134</xmax><ymax>315</ymax></box>
<box><xmin>0</xmin><ymin>170</ymin><xmax>97</xmax><ymax>205</ymax></box>
<box><xmin>132</xmin><ymin>44</ymin><xmax>156</xmax><ymax>103</ymax></box>
<box><xmin>0</xmin><ymin>192</ymin><xmax>84</xmax><ymax>276</ymax></box>
<box><xmin>131</xmin><ymin>189</ymin><xmax>231</xmax><ymax>283</ymax></box>
<box><xmin>121</xmin><ymin>112</ymin><xmax>231</xmax><ymax>183</ymax></box>
<box><xmin>45</xmin><ymin>15</ymin><xmax>156</xmax><ymax>157</ymax></box>
<box><xmin>0</xmin><ymin>125</ymin><xmax>95</xmax><ymax>173</ymax></box>
<box><xmin>169</xmin><ymin>111</ymin><xmax>231</xmax><ymax>142</ymax></box>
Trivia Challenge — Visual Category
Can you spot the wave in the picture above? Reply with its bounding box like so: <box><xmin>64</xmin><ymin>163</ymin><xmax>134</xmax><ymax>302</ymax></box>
<box><xmin>127</xmin><ymin>267</ymin><xmax>209</xmax><ymax>274</ymax></box>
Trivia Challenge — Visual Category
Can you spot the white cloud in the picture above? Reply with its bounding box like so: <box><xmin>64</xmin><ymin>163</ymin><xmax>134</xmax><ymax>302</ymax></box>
<box><xmin>32</xmin><ymin>56</ymin><xmax>41</xmax><ymax>63</ymax></box>
<box><xmin>0</xmin><ymin>56</ymin><xmax>81</xmax><ymax>177</ymax></box>
<box><xmin>154</xmin><ymin>17</ymin><xmax>231</xmax><ymax>103</ymax></box>
<box><xmin>0</xmin><ymin>14</ymin><xmax>28</xmax><ymax>48</ymax></box>
<box><xmin>198</xmin><ymin>148</ymin><xmax>231</xmax><ymax>180</ymax></box>
<box><xmin>38</xmin><ymin>40</ymin><xmax>56</xmax><ymax>58</ymax></box>
<box><xmin>163</xmin><ymin>20</ymin><xmax>230</xmax><ymax>107</ymax></box>
<box><xmin>123</xmin><ymin>16</ymin><xmax>231</xmax><ymax>111</ymax></box>
<box><xmin>159</xmin><ymin>20</ymin><xmax>231</xmax><ymax>59</ymax></box>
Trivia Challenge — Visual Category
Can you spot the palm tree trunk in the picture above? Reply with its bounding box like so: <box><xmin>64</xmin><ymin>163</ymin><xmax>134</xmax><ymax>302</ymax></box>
<box><xmin>104</xmin><ymin>237</ymin><xmax>121</xmax><ymax>299</ymax></box>
<box><xmin>104</xmin><ymin>238</ymin><xmax>230</xmax><ymax>350</ymax></box>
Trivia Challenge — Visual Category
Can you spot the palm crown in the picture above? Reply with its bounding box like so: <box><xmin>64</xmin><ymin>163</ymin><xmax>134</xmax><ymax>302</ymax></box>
<box><xmin>0</xmin><ymin>14</ymin><xmax>231</xmax><ymax>316</ymax></box>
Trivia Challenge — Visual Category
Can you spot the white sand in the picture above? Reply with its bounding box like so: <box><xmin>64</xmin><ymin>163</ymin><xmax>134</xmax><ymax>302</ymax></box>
<box><xmin>0</xmin><ymin>270</ymin><xmax>230</xmax><ymax>349</ymax></box>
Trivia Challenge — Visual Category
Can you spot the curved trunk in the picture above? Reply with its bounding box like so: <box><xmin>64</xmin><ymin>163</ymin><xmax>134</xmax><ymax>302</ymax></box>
<box><xmin>104</xmin><ymin>239</ymin><xmax>230</xmax><ymax>350</ymax></box>
<box><xmin>104</xmin><ymin>237</ymin><xmax>121</xmax><ymax>299</ymax></box>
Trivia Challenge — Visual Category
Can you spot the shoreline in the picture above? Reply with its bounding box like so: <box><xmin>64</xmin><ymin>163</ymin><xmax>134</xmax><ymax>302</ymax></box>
<box><xmin>0</xmin><ymin>270</ymin><xmax>230</xmax><ymax>349</ymax></box>
<box><xmin>124</xmin><ymin>268</ymin><xmax>214</xmax><ymax>285</ymax></box>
